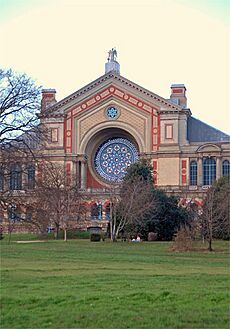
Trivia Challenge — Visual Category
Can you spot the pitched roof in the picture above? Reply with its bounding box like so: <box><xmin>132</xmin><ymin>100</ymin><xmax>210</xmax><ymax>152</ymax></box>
<box><xmin>187</xmin><ymin>117</ymin><xmax>229</xmax><ymax>143</ymax></box>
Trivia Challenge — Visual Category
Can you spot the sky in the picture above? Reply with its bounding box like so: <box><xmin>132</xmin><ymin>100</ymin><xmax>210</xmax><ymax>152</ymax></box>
<box><xmin>1</xmin><ymin>0</ymin><xmax>230</xmax><ymax>134</ymax></box>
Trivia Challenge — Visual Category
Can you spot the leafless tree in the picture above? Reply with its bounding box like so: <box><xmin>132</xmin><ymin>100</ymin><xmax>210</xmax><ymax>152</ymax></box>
<box><xmin>109</xmin><ymin>177</ymin><xmax>157</xmax><ymax>241</ymax></box>
<box><xmin>0</xmin><ymin>69</ymin><xmax>48</xmax><ymax>229</ymax></box>
<box><xmin>200</xmin><ymin>176</ymin><xmax>230</xmax><ymax>251</ymax></box>
<box><xmin>0</xmin><ymin>68</ymin><xmax>41</xmax><ymax>144</ymax></box>
<box><xmin>34</xmin><ymin>162</ymin><xmax>84</xmax><ymax>240</ymax></box>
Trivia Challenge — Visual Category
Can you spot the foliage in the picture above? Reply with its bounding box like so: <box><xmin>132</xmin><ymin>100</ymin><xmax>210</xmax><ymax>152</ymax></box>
<box><xmin>124</xmin><ymin>158</ymin><xmax>152</xmax><ymax>183</ymax></box>
<box><xmin>120</xmin><ymin>159</ymin><xmax>191</xmax><ymax>241</ymax></box>
<box><xmin>1</xmin><ymin>239</ymin><xmax>229</xmax><ymax>329</ymax></box>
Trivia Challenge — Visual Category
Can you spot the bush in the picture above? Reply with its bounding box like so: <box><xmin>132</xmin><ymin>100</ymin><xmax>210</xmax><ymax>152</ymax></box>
<box><xmin>171</xmin><ymin>226</ymin><xmax>192</xmax><ymax>252</ymax></box>
<box><xmin>90</xmin><ymin>233</ymin><xmax>101</xmax><ymax>242</ymax></box>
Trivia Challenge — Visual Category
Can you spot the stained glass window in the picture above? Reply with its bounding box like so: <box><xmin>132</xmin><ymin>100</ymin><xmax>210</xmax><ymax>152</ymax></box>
<box><xmin>106</xmin><ymin>106</ymin><xmax>119</xmax><ymax>119</ymax></box>
<box><xmin>94</xmin><ymin>137</ymin><xmax>138</xmax><ymax>182</ymax></box>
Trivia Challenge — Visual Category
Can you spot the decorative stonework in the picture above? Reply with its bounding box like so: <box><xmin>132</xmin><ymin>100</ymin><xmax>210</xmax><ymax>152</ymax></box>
<box><xmin>64</xmin><ymin>84</ymin><xmax>160</xmax><ymax>153</ymax></box>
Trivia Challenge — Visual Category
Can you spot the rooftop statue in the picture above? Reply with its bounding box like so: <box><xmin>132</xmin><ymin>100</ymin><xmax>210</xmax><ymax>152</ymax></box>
<box><xmin>107</xmin><ymin>48</ymin><xmax>117</xmax><ymax>62</ymax></box>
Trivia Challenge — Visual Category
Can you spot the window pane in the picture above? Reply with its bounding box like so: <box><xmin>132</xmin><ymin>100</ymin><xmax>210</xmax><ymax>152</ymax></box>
<box><xmin>222</xmin><ymin>160</ymin><xmax>230</xmax><ymax>177</ymax></box>
<box><xmin>203</xmin><ymin>158</ymin><xmax>216</xmax><ymax>185</ymax></box>
<box><xmin>27</xmin><ymin>165</ymin><xmax>35</xmax><ymax>189</ymax></box>
<box><xmin>190</xmin><ymin>161</ymin><xmax>197</xmax><ymax>185</ymax></box>
<box><xmin>10</xmin><ymin>164</ymin><xmax>22</xmax><ymax>190</ymax></box>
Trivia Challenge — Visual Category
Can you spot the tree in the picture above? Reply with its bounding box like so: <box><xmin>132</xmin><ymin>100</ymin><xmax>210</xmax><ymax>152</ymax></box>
<box><xmin>0</xmin><ymin>69</ymin><xmax>47</xmax><ymax>229</ymax></box>
<box><xmin>201</xmin><ymin>176</ymin><xmax>230</xmax><ymax>251</ymax></box>
<box><xmin>0</xmin><ymin>68</ymin><xmax>41</xmax><ymax>144</ymax></box>
<box><xmin>121</xmin><ymin>159</ymin><xmax>191</xmax><ymax>241</ymax></box>
<box><xmin>109</xmin><ymin>176</ymin><xmax>156</xmax><ymax>241</ymax></box>
<box><xmin>108</xmin><ymin>159</ymin><xmax>157</xmax><ymax>241</ymax></box>
<box><xmin>34</xmin><ymin>162</ymin><xmax>85</xmax><ymax>240</ymax></box>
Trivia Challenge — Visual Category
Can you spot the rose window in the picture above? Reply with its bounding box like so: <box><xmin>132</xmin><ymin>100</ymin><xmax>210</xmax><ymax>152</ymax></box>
<box><xmin>94</xmin><ymin>138</ymin><xmax>138</xmax><ymax>182</ymax></box>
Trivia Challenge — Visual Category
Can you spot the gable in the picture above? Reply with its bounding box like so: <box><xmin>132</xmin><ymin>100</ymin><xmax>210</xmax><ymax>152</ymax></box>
<box><xmin>43</xmin><ymin>72</ymin><xmax>183</xmax><ymax>118</ymax></box>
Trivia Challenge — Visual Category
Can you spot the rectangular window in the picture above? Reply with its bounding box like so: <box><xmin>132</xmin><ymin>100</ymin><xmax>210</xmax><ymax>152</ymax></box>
<box><xmin>165</xmin><ymin>124</ymin><xmax>173</xmax><ymax>139</ymax></box>
<box><xmin>51</xmin><ymin>128</ymin><xmax>59</xmax><ymax>143</ymax></box>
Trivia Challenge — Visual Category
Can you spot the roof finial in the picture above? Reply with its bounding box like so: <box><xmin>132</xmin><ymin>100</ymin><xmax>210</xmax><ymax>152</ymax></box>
<box><xmin>105</xmin><ymin>48</ymin><xmax>120</xmax><ymax>74</ymax></box>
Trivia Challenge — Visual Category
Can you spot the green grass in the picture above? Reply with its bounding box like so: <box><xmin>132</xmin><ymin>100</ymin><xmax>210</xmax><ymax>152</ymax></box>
<box><xmin>1</xmin><ymin>237</ymin><xmax>229</xmax><ymax>329</ymax></box>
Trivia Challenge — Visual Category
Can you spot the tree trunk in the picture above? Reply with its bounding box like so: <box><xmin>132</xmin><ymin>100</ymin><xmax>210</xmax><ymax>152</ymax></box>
<box><xmin>208</xmin><ymin>238</ymin><xmax>213</xmax><ymax>251</ymax></box>
<box><xmin>55</xmin><ymin>224</ymin><xmax>59</xmax><ymax>240</ymax></box>
<box><xmin>64</xmin><ymin>228</ymin><xmax>67</xmax><ymax>241</ymax></box>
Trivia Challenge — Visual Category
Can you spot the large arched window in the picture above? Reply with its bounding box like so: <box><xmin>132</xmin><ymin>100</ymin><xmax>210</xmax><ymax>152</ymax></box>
<box><xmin>222</xmin><ymin>160</ymin><xmax>230</xmax><ymax>177</ymax></box>
<box><xmin>190</xmin><ymin>161</ymin><xmax>197</xmax><ymax>186</ymax></box>
<box><xmin>27</xmin><ymin>164</ymin><xmax>35</xmax><ymax>189</ymax></box>
<box><xmin>10</xmin><ymin>164</ymin><xmax>22</xmax><ymax>190</ymax></box>
<box><xmin>203</xmin><ymin>158</ymin><xmax>216</xmax><ymax>185</ymax></box>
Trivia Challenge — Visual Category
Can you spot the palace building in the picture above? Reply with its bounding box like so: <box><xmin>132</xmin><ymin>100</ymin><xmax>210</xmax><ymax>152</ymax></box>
<box><xmin>40</xmin><ymin>50</ymin><xmax>229</xmax><ymax>201</ymax></box>
<box><xmin>1</xmin><ymin>49</ymin><xmax>229</xmax><ymax>227</ymax></box>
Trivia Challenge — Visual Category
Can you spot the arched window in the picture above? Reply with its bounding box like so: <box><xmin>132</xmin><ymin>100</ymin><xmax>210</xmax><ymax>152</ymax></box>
<box><xmin>222</xmin><ymin>160</ymin><xmax>230</xmax><ymax>177</ymax></box>
<box><xmin>27</xmin><ymin>164</ymin><xmax>35</xmax><ymax>189</ymax></box>
<box><xmin>190</xmin><ymin>161</ymin><xmax>197</xmax><ymax>186</ymax></box>
<box><xmin>203</xmin><ymin>158</ymin><xmax>216</xmax><ymax>185</ymax></box>
<box><xmin>10</xmin><ymin>164</ymin><xmax>22</xmax><ymax>190</ymax></box>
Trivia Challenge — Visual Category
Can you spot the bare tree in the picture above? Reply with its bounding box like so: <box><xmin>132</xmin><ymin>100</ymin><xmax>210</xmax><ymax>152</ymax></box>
<box><xmin>109</xmin><ymin>177</ymin><xmax>157</xmax><ymax>241</ymax></box>
<box><xmin>0</xmin><ymin>68</ymin><xmax>41</xmax><ymax>144</ymax></box>
<box><xmin>200</xmin><ymin>176</ymin><xmax>230</xmax><ymax>251</ymax></box>
<box><xmin>0</xmin><ymin>69</ymin><xmax>48</xmax><ymax>232</ymax></box>
<box><xmin>34</xmin><ymin>162</ymin><xmax>84</xmax><ymax>240</ymax></box>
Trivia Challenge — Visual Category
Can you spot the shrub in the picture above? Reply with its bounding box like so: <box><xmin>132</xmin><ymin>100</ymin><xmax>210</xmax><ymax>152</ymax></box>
<box><xmin>90</xmin><ymin>233</ymin><xmax>101</xmax><ymax>242</ymax></box>
<box><xmin>171</xmin><ymin>226</ymin><xmax>192</xmax><ymax>252</ymax></box>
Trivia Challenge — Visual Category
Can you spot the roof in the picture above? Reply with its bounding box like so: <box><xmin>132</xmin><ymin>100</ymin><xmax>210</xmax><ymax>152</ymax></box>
<box><xmin>187</xmin><ymin>117</ymin><xmax>230</xmax><ymax>143</ymax></box>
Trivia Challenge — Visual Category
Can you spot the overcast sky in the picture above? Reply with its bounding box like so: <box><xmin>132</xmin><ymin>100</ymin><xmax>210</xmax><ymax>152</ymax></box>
<box><xmin>1</xmin><ymin>0</ymin><xmax>229</xmax><ymax>134</ymax></box>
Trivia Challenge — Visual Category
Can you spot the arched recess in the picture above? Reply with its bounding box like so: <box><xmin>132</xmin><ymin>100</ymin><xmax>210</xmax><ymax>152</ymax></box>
<box><xmin>79</xmin><ymin>121</ymin><xmax>144</xmax><ymax>155</ymax></box>
<box><xmin>83</xmin><ymin>126</ymin><xmax>141</xmax><ymax>186</ymax></box>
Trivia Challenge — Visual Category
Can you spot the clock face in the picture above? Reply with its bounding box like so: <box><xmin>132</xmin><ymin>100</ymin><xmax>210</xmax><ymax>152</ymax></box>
<box><xmin>106</xmin><ymin>106</ymin><xmax>119</xmax><ymax>119</ymax></box>
<box><xmin>94</xmin><ymin>137</ymin><xmax>138</xmax><ymax>182</ymax></box>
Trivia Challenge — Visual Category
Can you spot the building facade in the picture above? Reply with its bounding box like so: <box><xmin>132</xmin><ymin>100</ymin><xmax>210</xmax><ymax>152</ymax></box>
<box><xmin>1</xmin><ymin>50</ymin><xmax>229</xmax><ymax>228</ymax></box>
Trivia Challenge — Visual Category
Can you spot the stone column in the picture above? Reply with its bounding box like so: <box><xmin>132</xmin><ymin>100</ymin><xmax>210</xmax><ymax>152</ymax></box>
<box><xmin>22</xmin><ymin>164</ymin><xmax>27</xmax><ymax>190</ymax></box>
<box><xmin>81</xmin><ymin>159</ymin><xmax>87</xmax><ymax>189</ymax></box>
<box><xmin>216</xmin><ymin>157</ymin><xmax>221</xmax><ymax>180</ymax></box>
<box><xmin>197</xmin><ymin>157</ymin><xmax>203</xmax><ymax>186</ymax></box>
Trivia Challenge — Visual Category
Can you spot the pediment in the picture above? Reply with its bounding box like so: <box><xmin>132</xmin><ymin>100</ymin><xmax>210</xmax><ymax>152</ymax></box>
<box><xmin>42</xmin><ymin>72</ymin><xmax>183</xmax><ymax>118</ymax></box>
<box><xmin>196</xmin><ymin>144</ymin><xmax>221</xmax><ymax>153</ymax></box>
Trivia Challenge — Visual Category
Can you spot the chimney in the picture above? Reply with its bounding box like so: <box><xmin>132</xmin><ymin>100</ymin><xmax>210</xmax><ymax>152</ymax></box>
<box><xmin>170</xmin><ymin>84</ymin><xmax>187</xmax><ymax>108</ymax></box>
<box><xmin>41</xmin><ymin>89</ymin><xmax>57</xmax><ymax>112</ymax></box>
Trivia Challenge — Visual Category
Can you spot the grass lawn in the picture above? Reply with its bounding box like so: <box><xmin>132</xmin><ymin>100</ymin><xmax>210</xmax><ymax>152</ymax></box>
<box><xmin>0</xmin><ymin>236</ymin><xmax>229</xmax><ymax>329</ymax></box>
